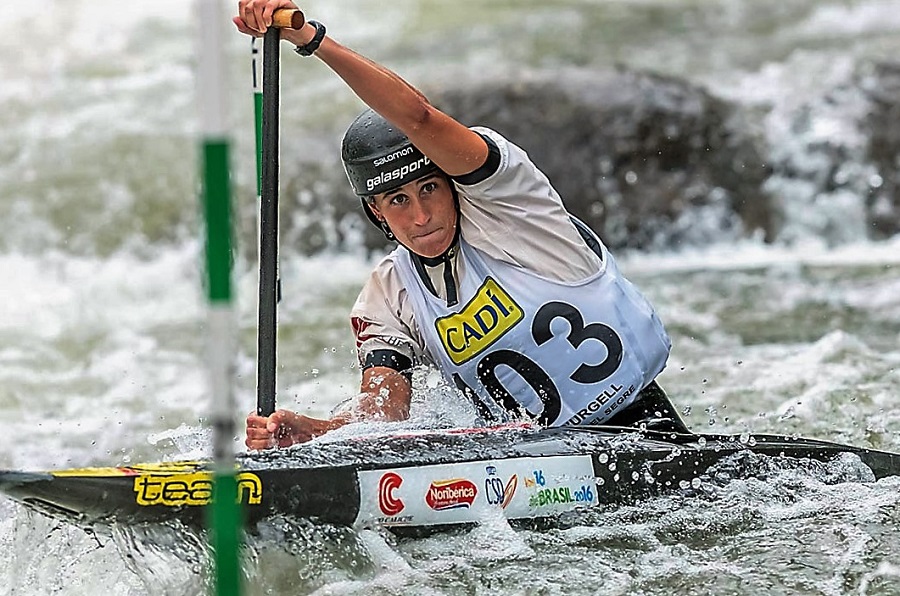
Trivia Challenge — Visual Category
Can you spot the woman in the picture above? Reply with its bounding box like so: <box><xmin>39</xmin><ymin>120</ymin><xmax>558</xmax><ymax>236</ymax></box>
<box><xmin>235</xmin><ymin>0</ymin><xmax>685</xmax><ymax>450</ymax></box>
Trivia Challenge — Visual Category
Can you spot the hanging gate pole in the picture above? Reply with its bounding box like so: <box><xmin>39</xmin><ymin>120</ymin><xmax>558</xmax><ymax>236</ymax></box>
<box><xmin>197</xmin><ymin>0</ymin><xmax>241</xmax><ymax>594</ymax></box>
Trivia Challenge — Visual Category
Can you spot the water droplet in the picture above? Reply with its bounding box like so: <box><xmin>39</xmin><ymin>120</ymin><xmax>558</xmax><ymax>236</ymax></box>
<box><xmin>691</xmin><ymin>478</ymin><xmax>701</xmax><ymax>489</ymax></box>
<box><xmin>697</xmin><ymin>436</ymin><xmax>707</xmax><ymax>447</ymax></box>
<box><xmin>598</xmin><ymin>452</ymin><xmax>609</xmax><ymax>463</ymax></box>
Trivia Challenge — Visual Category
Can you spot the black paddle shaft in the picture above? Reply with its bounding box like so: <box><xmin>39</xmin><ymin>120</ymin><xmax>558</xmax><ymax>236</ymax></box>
<box><xmin>257</xmin><ymin>28</ymin><xmax>280</xmax><ymax>417</ymax></box>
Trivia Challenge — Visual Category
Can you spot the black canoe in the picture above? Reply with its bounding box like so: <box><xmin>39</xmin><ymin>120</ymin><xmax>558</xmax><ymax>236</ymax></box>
<box><xmin>1</xmin><ymin>424</ymin><xmax>897</xmax><ymax>530</ymax></box>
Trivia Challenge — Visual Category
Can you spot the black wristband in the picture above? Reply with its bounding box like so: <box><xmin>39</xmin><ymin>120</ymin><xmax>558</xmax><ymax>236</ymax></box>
<box><xmin>294</xmin><ymin>20</ymin><xmax>326</xmax><ymax>57</ymax></box>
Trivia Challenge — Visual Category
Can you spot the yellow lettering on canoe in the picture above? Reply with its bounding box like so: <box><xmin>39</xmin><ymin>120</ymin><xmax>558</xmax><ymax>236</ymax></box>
<box><xmin>133</xmin><ymin>472</ymin><xmax>262</xmax><ymax>506</ymax></box>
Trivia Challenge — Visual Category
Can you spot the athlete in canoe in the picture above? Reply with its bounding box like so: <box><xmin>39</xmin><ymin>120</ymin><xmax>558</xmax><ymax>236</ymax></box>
<box><xmin>235</xmin><ymin>0</ymin><xmax>688</xmax><ymax>449</ymax></box>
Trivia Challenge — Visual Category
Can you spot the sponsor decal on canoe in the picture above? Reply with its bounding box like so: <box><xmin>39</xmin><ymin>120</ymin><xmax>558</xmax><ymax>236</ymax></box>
<box><xmin>435</xmin><ymin>277</ymin><xmax>523</xmax><ymax>365</ymax></box>
<box><xmin>378</xmin><ymin>472</ymin><xmax>405</xmax><ymax>516</ymax></box>
<box><xmin>425</xmin><ymin>478</ymin><xmax>477</xmax><ymax>511</ymax></box>
<box><xmin>133</xmin><ymin>472</ymin><xmax>262</xmax><ymax>507</ymax></box>
<box><xmin>484</xmin><ymin>465</ymin><xmax>517</xmax><ymax>509</ymax></box>
<box><xmin>527</xmin><ymin>484</ymin><xmax>595</xmax><ymax>507</ymax></box>
<box><xmin>355</xmin><ymin>455</ymin><xmax>595</xmax><ymax>527</ymax></box>
<box><xmin>524</xmin><ymin>468</ymin><xmax>595</xmax><ymax>508</ymax></box>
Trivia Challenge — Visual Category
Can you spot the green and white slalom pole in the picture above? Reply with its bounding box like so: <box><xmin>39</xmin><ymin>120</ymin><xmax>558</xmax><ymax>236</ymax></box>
<box><xmin>196</xmin><ymin>1</ymin><xmax>241</xmax><ymax>595</ymax></box>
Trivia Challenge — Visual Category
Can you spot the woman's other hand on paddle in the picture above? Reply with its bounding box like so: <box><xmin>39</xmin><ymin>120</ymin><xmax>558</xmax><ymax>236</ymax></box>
<box><xmin>245</xmin><ymin>409</ymin><xmax>345</xmax><ymax>450</ymax></box>
<box><xmin>233</xmin><ymin>0</ymin><xmax>298</xmax><ymax>35</ymax></box>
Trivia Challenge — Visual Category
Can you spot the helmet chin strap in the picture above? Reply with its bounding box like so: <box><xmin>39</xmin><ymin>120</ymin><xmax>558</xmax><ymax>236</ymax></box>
<box><xmin>414</xmin><ymin>218</ymin><xmax>460</xmax><ymax>265</ymax></box>
<box><xmin>407</xmin><ymin>220</ymin><xmax>460</xmax><ymax>307</ymax></box>
<box><xmin>379</xmin><ymin>220</ymin><xmax>396</xmax><ymax>241</ymax></box>
<box><xmin>410</xmin><ymin>191</ymin><xmax>462</xmax><ymax>307</ymax></box>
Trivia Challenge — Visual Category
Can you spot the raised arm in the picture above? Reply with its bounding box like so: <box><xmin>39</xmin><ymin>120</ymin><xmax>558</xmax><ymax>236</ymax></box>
<box><xmin>234</xmin><ymin>0</ymin><xmax>489</xmax><ymax>177</ymax></box>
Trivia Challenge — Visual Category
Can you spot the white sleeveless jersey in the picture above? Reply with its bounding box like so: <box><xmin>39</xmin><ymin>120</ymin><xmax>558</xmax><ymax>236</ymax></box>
<box><xmin>391</xmin><ymin>235</ymin><xmax>671</xmax><ymax>426</ymax></box>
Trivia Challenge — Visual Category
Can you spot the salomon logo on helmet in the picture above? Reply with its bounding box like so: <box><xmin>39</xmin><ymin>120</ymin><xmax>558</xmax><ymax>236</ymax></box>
<box><xmin>373</xmin><ymin>146</ymin><xmax>414</xmax><ymax>167</ymax></box>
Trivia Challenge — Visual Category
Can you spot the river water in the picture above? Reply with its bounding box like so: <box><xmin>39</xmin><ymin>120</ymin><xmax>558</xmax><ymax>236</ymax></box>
<box><xmin>1</xmin><ymin>1</ymin><xmax>899</xmax><ymax>594</ymax></box>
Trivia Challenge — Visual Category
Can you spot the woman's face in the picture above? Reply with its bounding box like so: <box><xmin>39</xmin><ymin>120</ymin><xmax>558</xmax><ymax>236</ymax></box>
<box><xmin>368</xmin><ymin>173</ymin><xmax>457</xmax><ymax>258</ymax></box>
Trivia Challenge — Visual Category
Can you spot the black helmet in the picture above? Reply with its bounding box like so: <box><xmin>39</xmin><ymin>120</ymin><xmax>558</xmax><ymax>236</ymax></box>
<box><xmin>341</xmin><ymin>109</ymin><xmax>440</xmax><ymax>227</ymax></box>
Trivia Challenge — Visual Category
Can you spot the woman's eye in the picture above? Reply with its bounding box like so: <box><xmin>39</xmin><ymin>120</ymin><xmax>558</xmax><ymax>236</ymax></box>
<box><xmin>421</xmin><ymin>182</ymin><xmax>437</xmax><ymax>194</ymax></box>
<box><xmin>389</xmin><ymin>195</ymin><xmax>407</xmax><ymax>206</ymax></box>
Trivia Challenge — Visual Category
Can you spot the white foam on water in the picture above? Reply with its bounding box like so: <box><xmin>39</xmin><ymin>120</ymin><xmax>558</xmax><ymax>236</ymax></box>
<box><xmin>0</xmin><ymin>510</ymin><xmax>146</xmax><ymax>596</ymax></box>
<box><xmin>619</xmin><ymin>235</ymin><xmax>900</xmax><ymax>275</ymax></box>
<box><xmin>858</xmin><ymin>561</ymin><xmax>900</xmax><ymax>594</ymax></box>
<box><xmin>2</xmin><ymin>1</ymin><xmax>900</xmax><ymax>594</ymax></box>
<box><xmin>797</xmin><ymin>0</ymin><xmax>900</xmax><ymax>37</ymax></box>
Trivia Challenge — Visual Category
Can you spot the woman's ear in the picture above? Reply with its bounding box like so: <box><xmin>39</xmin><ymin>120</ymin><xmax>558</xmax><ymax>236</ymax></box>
<box><xmin>367</xmin><ymin>197</ymin><xmax>383</xmax><ymax>220</ymax></box>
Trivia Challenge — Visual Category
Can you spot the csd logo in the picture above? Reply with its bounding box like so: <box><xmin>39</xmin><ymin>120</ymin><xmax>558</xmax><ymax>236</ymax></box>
<box><xmin>484</xmin><ymin>466</ymin><xmax>517</xmax><ymax>509</ymax></box>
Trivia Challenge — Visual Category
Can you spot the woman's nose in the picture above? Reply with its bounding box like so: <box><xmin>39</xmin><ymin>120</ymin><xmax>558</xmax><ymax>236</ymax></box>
<box><xmin>410</xmin><ymin>198</ymin><xmax>431</xmax><ymax>225</ymax></box>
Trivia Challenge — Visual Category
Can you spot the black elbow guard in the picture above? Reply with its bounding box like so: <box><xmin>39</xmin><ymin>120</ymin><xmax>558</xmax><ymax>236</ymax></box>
<box><xmin>363</xmin><ymin>349</ymin><xmax>413</xmax><ymax>381</ymax></box>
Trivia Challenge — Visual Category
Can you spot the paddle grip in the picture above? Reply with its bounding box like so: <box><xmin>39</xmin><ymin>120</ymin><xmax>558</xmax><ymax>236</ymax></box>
<box><xmin>272</xmin><ymin>8</ymin><xmax>305</xmax><ymax>29</ymax></box>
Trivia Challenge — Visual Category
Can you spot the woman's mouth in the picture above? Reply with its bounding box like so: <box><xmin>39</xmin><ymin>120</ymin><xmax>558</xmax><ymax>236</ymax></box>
<box><xmin>414</xmin><ymin>228</ymin><xmax>441</xmax><ymax>240</ymax></box>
